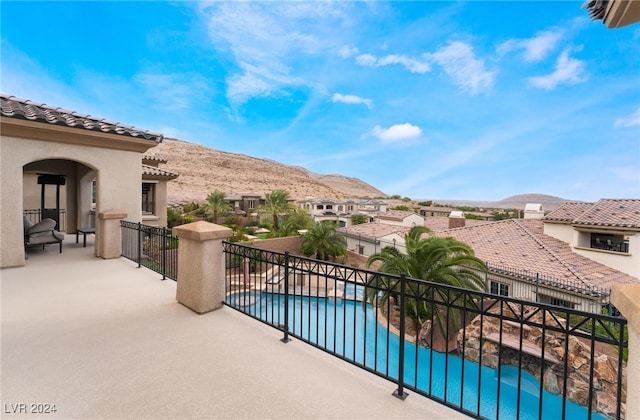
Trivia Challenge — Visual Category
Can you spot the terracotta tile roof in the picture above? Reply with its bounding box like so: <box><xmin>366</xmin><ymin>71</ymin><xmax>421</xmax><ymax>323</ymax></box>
<box><xmin>142</xmin><ymin>154</ymin><xmax>168</xmax><ymax>164</ymax></box>
<box><xmin>142</xmin><ymin>164</ymin><xmax>178</xmax><ymax>179</ymax></box>
<box><xmin>339</xmin><ymin>223</ymin><xmax>410</xmax><ymax>239</ymax></box>
<box><xmin>438</xmin><ymin>218</ymin><xmax>639</xmax><ymax>290</ymax></box>
<box><xmin>544</xmin><ymin>202</ymin><xmax>595</xmax><ymax>223</ymax></box>
<box><xmin>378</xmin><ymin>210</ymin><xmax>421</xmax><ymax>221</ymax></box>
<box><xmin>419</xmin><ymin>205</ymin><xmax>457</xmax><ymax>213</ymax></box>
<box><xmin>423</xmin><ymin>217</ymin><xmax>491</xmax><ymax>232</ymax></box>
<box><xmin>1</xmin><ymin>94</ymin><xmax>163</xmax><ymax>142</ymax></box>
<box><xmin>573</xmin><ymin>199</ymin><xmax>640</xmax><ymax>229</ymax></box>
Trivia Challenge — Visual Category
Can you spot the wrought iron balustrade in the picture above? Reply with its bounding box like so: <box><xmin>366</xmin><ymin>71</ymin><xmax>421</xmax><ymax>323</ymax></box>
<box><xmin>223</xmin><ymin>241</ymin><xmax>627</xmax><ymax>420</ymax></box>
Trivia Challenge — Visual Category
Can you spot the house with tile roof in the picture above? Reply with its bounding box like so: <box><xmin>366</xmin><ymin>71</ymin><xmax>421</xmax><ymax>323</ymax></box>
<box><xmin>1</xmin><ymin>94</ymin><xmax>172</xmax><ymax>268</ymax></box>
<box><xmin>297</xmin><ymin>197</ymin><xmax>387</xmax><ymax>227</ymax></box>
<box><xmin>543</xmin><ymin>199</ymin><xmax>640</xmax><ymax>278</ymax></box>
<box><xmin>142</xmin><ymin>155</ymin><xmax>179</xmax><ymax>227</ymax></box>
<box><xmin>377</xmin><ymin>210</ymin><xmax>424</xmax><ymax>227</ymax></box>
<box><xmin>350</xmin><ymin>211</ymin><xmax>638</xmax><ymax>313</ymax></box>
<box><xmin>434</xmin><ymin>217</ymin><xmax>639</xmax><ymax>313</ymax></box>
<box><xmin>338</xmin><ymin>223</ymin><xmax>411</xmax><ymax>256</ymax></box>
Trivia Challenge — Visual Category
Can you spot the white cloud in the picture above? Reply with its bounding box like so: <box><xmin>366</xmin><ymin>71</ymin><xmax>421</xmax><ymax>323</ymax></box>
<box><xmin>135</xmin><ymin>72</ymin><xmax>211</xmax><ymax>110</ymax></box>
<box><xmin>528</xmin><ymin>49</ymin><xmax>587</xmax><ymax>90</ymax></box>
<box><xmin>428</xmin><ymin>41</ymin><xmax>495</xmax><ymax>94</ymax></box>
<box><xmin>199</xmin><ymin>2</ymin><xmax>349</xmax><ymax>105</ymax></box>
<box><xmin>332</xmin><ymin>93</ymin><xmax>372</xmax><ymax>109</ymax></box>
<box><xmin>355</xmin><ymin>53</ymin><xmax>431</xmax><ymax>74</ymax></box>
<box><xmin>339</xmin><ymin>45</ymin><xmax>359</xmax><ymax>58</ymax></box>
<box><xmin>497</xmin><ymin>28</ymin><xmax>563</xmax><ymax>62</ymax></box>
<box><xmin>614</xmin><ymin>107</ymin><xmax>640</xmax><ymax>128</ymax></box>
<box><xmin>371</xmin><ymin>123</ymin><xmax>422</xmax><ymax>143</ymax></box>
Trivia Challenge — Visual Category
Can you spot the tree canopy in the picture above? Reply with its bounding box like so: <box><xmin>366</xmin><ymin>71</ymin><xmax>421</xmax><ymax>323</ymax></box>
<box><xmin>258</xmin><ymin>189</ymin><xmax>297</xmax><ymax>231</ymax></box>
<box><xmin>204</xmin><ymin>190</ymin><xmax>231</xmax><ymax>223</ymax></box>
<box><xmin>299</xmin><ymin>221</ymin><xmax>347</xmax><ymax>261</ymax></box>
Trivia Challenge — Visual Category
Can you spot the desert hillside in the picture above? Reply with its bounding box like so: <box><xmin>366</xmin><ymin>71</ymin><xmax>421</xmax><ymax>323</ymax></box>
<box><xmin>488</xmin><ymin>193</ymin><xmax>574</xmax><ymax>212</ymax></box>
<box><xmin>151</xmin><ymin>138</ymin><xmax>387</xmax><ymax>203</ymax></box>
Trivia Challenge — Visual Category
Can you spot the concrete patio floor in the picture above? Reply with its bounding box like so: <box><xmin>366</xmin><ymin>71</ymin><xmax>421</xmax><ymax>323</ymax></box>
<box><xmin>1</xmin><ymin>236</ymin><xmax>468</xmax><ymax>419</ymax></box>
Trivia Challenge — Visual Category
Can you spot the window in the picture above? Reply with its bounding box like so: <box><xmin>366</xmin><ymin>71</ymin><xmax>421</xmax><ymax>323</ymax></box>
<box><xmin>317</xmin><ymin>205</ymin><xmax>324</xmax><ymax>210</ymax></box>
<box><xmin>248</xmin><ymin>200</ymin><xmax>256</xmax><ymax>209</ymax></box>
<box><xmin>348</xmin><ymin>205</ymin><xmax>354</xmax><ymax>211</ymax></box>
<box><xmin>358</xmin><ymin>245</ymin><xmax>365</xmax><ymax>255</ymax></box>
<box><xmin>589</xmin><ymin>233</ymin><xmax>628</xmax><ymax>253</ymax></box>
<box><xmin>538</xmin><ymin>294</ymin><xmax>576</xmax><ymax>309</ymax></box>
<box><xmin>338</xmin><ymin>205</ymin><xmax>343</xmax><ymax>212</ymax></box>
<box><xmin>142</xmin><ymin>183</ymin><xmax>156</xmax><ymax>215</ymax></box>
<box><xmin>490</xmin><ymin>281</ymin><xmax>509</xmax><ymax>296</ymax></box>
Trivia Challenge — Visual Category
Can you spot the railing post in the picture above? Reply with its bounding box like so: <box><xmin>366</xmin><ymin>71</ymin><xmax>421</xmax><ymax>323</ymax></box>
<box><xmin>393</xmin><ymin>273</ymin><xmax>408</xmax><ymax>400</ymax></box>
<box><xmin>173</xmin><ymin>221</ymin><xmax>233</xmax><ymax>314</ymax></box>
<box><xmin>281</xmin><ymin>251</ymin><xmax>291</xmax><ymax>343</ymax></box>
<box><xmin>137</xmin><ymin>222</ymin><xmax>142</xmax><ymax>268</ymax></box>
<box><xmin>161</xmin><ymin>227</ymin><xmax>167</xmax><ymax>280</ymax></box>
<box><xmin>535</xmin><ymin>273</ymin><xmax>540</xmax><ymax>303</ymax></box>
<box><xmin>95</xmin><ymin>210</ymin><xmax>126</xmax><ymax>259</ymax></box>
<box><xmin>611</xmin><ymin>284</ymin><xmax>638</xmax><ymax>420</ymax></box>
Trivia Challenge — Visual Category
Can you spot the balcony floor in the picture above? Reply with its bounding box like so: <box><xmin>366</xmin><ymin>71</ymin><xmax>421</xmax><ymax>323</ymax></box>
<box><xmin>2</xmin><ymin>238</ymin><xmax>467</xmax><ymax>419</ymax></box>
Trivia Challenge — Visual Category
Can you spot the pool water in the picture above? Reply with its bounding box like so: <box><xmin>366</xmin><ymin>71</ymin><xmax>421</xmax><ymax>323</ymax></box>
<box><xmin>227</xmin><ymin>290</ymin><xmax>606</xmax><ymax>420</ymax></box>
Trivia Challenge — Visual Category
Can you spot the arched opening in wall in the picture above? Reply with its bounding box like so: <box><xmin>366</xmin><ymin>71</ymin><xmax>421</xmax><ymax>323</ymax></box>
<box><xmin>23</xmin><ymin>159</ymin><xmax>97</xmax><ymax>249</ymax></box>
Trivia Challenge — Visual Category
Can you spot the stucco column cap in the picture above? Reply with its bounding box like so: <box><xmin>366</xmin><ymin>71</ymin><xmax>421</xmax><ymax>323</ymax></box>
<box><xmin>98</xmin><ymin>209</ymin><xmax>127</xmax><ymax>220</ymax></box>
<box><xmin>174</xmin><ymin>221</ymin><xmax>233</xmax><ymax>241</ymax></box>
<box><xmin>611</xmin><ymin>283</ymin><xmax>640</xmax><ymax>335</ymax></box>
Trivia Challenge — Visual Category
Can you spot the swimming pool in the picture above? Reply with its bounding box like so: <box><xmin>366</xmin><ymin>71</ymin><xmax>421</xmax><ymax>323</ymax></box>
<box><xmin>227</xmin><ymin>290</ymin><xmax>607</xmax><ymax>420</ymax></box>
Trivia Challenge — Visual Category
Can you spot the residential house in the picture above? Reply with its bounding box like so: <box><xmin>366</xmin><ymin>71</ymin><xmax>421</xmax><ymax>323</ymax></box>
<box><xmin>418</xmin><ymin>205</ymin><xmax>458</xmax><ymax>218</ymax></box>
<box><xmin>376</xmin><ymin>209</ymin><xmax>424</xmax><ymax>227</ymax></box>
<box><xmin>1</xmin><ymin>94</ymin><xmax>165</xmax><ymax>267</ymax></box>
<box><xmin>435</xmin><ymin>216</ymin><xmax>639</xmax><ymax>313</ymax></box>
<box><xmin>142</xmin><ymin>154</ymin><xmax>179</xmax><ymax>227</ymax></box>
<box><xmin>543</xmin><ymin>199</ymin><xmax>640</xmax><ymax>278</ymax></box>
<box><xmin>225</xmin><ymin>193</ymin><xmax>265</xmax><ymax>216</ymax></box>
<box><xmin>297</xmin><ymin>197</ymin><xmax>387</xmax><ymax>227</ymax></box>
<box><xmin>338</xmin><ymin>223</ymin><xmax>410</xmax><ymax>256</ymax></box>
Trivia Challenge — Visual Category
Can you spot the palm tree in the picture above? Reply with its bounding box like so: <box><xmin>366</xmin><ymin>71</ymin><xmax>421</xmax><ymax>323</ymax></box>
<box><xmin>204</xmin><ymin>190</ymin><xmax>231</xmax><ymax>223</ymax></box>
<box><xmin>299</xmin><ymin>221</ymin><xmax>347</xmax><ymax>261</ymax></box>
<box><xmin>277</xmin><ymin>209</ymin><xmax>314</xmax><ymax>237</ymax></box>
<box><xmin>258</xmin><ymin>189</ymin><xmax>296</xmax><ymax>231</ymax></box>
<box><xmin>366</xmin><ymin>226</ymin><xmax>487</xmax><ymax>351</ymax></box>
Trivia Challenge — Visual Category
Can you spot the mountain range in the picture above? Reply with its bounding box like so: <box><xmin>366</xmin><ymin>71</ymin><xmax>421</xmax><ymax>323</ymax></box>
<box><xmin>152</xmin><ymin>138</ymin><xmax>573</xmax><ymax>211</ymax></box>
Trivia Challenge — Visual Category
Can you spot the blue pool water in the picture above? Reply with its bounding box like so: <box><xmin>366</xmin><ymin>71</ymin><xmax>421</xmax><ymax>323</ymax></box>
<box><xmin>227</xmin><ymin>289</ymin><xmax>607</xmax><ymax>420</ymax></box>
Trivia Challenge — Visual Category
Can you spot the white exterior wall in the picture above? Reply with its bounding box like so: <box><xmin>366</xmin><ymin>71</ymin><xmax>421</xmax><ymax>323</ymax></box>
<box><xmin>1</xmin><ymin>135</ymin><xmax>143</xmax><ymax>268</ymax></box>
<box><xmin>543</xmin><ymin>222</ymin><xmax>574</xmax><ymax>244</ymax></box>
<box><xmin>573</xmin><ymin>233</ymin><xmax>640</xmax><ymax>279</ymax></box>
<box><xmin>378</xmin><ymin>214</ymin><xmax>424</xmax><ymax>228</ymax></box>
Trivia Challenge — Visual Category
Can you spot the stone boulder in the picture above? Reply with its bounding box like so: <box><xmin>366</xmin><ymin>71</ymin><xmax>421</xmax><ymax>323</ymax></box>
<box><xmin>457</xmin><ymin>301</ymin><xmax>626</xmax><ymax>419</ymax></box>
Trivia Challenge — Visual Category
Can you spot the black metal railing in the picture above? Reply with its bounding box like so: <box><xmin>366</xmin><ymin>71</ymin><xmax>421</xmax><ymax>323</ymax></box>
<box><xmin>223</xmin><ymin>242</ymin><xmax>627</xmax><ymax>420</ymax></box>
<box><xmin>23</xmin><ymin>208</ymin><xmax>67</xmax><ymax>231</ymax></box>
<box><xmin>121</xmin><ymin>221</ymin><xmax>178</xmax><ymax>281</ymax></box>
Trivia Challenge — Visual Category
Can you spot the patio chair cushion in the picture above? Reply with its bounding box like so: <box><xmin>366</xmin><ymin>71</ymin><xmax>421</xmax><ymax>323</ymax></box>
<box><xmin>25</xmin><ymin>218</ymin><xmax>57</xmax><ymax>235</ymax></box>
<box><xmin>23</xmin><ymin>216</ymin><xmax>64</xmax><ymax>251</ymax></box>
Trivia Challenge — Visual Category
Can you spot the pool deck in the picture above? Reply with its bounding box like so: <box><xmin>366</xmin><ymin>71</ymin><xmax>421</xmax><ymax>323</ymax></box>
<box><xmin>2</xmin><ymin>238</ymin><xmax>469</xmax><ymax>419</ymax></box>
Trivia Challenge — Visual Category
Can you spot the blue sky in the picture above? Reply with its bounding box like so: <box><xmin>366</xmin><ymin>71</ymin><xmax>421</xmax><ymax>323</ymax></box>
<box><xmin>2</xmin><ymin>1</ymin><xmax>639</xmax><ymax>201</ymax></box>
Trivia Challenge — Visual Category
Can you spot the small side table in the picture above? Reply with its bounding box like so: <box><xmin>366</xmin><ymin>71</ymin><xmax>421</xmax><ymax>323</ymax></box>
<box><xmin>76</xmin><ymin>228</ymin><xmax>96</xmax><ymax>247</ymax></box>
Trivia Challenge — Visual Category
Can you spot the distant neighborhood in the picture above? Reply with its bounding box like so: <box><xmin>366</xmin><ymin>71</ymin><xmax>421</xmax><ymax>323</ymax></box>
<box><xmin>3</xmin><ymin>93</ymin><xmax>639</xmax><ymax>317</ymax></box>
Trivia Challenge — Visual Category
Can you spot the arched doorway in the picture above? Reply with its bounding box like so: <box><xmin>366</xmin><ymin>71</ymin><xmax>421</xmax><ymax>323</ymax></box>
<box><xmin>23</xmin><ymin>159</ymin><xmax>97</xmax><ymax>235</ymax></box>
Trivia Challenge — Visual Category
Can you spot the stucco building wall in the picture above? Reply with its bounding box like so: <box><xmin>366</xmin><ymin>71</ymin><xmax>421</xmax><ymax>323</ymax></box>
<box><xmin>1</xmin><ymin>135</ymin><xmax>142</xmax><ymax>267</ymax></box>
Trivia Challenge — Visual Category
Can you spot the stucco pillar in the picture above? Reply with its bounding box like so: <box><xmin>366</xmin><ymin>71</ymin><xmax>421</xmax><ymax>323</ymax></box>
<box><xmin>96</xmin><ymin>209</ymin><xmax>126</xmax><ymax>259</ymax></box>
<box><xmin>611</xmin><ymin>284</ymin><xmax>640</xmax><ymax>420</ymax></box>
<box><xmin>174</xmin><ymin>221</ymin><xmax>233</xmax><ymax>314</ymax></box>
